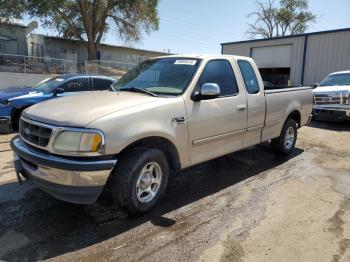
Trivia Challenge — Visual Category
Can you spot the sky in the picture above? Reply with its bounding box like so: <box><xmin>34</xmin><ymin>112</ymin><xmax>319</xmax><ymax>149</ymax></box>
<box><xmin>23</xmin><ymin>0</ymin><xmax>350</xmax><ymax>54</ymax></box>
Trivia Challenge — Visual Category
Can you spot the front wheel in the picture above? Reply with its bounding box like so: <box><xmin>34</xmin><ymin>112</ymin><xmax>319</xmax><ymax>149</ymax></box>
<box><xmin>110</xmin><ymin>147</ymin><xmax>169</xmax><ymax>214</ymax></box>
<box><xmin>271</xmin><ymin>119</ymin><xmax>297</xmax><ymax>156</ymax></box>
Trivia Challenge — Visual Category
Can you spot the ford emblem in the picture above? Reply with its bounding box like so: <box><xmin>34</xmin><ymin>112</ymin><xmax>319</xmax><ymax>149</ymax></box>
<box><xmin>24</xmin><ymin>128</ymin><xmax>30</xmax><ymax>135</ymax></box>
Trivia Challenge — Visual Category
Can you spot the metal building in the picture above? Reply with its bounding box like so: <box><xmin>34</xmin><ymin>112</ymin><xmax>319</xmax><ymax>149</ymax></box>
<box><xmin>0</xmin><ymin>23</ymin><xmax>29</xmax><ymax>56</ymax></box>
<box><xmin>221</xmin><ymin>28</ymin><xmax>350</xmax><ymax>86</ymax></box>
<box><xmin>27</xmin><ymin>34</ymin><xmax>169</xmax><ymax>67</ymax></box>
<box><xmin>0</xmin><ymin>21</ymin><xmax>37</xmax><ymax>56</ymax></box>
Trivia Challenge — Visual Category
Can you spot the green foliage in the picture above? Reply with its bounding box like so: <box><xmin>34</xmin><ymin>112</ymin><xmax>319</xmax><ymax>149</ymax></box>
<box><xmin>0</xmin><ymin>0</ymin><xmax>159</xmax><ymax>59</ymax></box>
<box><xmin>247</xmin><ymin>0</ymin><xmax>316</xmax><ymax>39</ymax></box>
<box><xmin>0</xmin><ymin>0</ymin><xmax>26</xmax><ymax>22</ymax></box>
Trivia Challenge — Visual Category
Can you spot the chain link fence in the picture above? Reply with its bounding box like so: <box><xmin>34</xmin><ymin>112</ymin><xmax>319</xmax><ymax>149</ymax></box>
<box><xmin>0</xmin><ymin>52</ymin><xmax>153</xmax><ymax>78</ymax></box>
<box><xmin>0</xmin><ymin>53</ymin><xmax>77</xmax><ymax>75</ymax></box>
<box><xmin>0</xmin><ymin>53</ymin><xmax>150</xmax><ymax>88</ymax></box>
<box><xmin>84</xmin><ymin>60</ymin><xmax>138</xmax><ymax>78</ymax></box>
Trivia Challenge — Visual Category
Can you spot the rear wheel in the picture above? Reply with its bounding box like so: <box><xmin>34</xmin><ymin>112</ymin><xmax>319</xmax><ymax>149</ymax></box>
<box><xmin>110</xmin><ymin>147</ymin><xmax>169</xmax><ymax>214</ymax></box>
<box><xmin>271</xmin><ymin>119</ymin><xmax>297</xmax><ymax>156</ymax></box>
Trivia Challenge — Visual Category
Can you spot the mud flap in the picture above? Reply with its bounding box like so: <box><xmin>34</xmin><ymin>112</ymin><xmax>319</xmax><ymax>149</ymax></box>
<box><xmin>13</xmin><ymin>156</ymin><xmax>24</xmax><ymax>185</ymax></box>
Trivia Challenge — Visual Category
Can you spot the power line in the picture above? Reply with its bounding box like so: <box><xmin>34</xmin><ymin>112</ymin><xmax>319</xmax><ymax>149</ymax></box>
<box><xmin>141</xmin><ymin>34</ymin><xmax>220</xmax><ymax>53</ymax></box>
<box><xmin>159</xmin><ymin>22</ymin><xmax>229</xmax><ymax>42</ymax></box>
<box><xmin>150</xmin><ymin>35</ymin><xmax>219</xmax><ymax>50</ymax></box>
<box><xmin>162</xmin><ymin>16</ymin><xmax>235</xmax><ymax>37</ymax></box>
<box><xmin>155</xmin><ymin>25</ymin><xmax>223</xmax><ymax>45</ymax></box>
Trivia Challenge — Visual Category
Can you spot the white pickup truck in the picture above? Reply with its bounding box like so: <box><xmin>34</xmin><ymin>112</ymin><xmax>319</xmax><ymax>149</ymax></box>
<box><xmin>11</xmin><ymin>55</ymin><xmax>313</xmax><ymax>214</ymax></box>
<box><xmin>313</xmin><ymin>71</ymin><xmax>350</xmax><ymax>121</ymax></box>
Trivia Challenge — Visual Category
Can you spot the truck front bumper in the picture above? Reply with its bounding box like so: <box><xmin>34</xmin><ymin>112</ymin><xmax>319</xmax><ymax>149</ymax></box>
<box><xmin>11</xmin><ymin>137</ymin><xmax>117</xmax><ymax>204</ymax></box>
<box><xmin>312</xmin><ymin>106</ymin><xmax>350</xmax><ymax>121</ymax></box>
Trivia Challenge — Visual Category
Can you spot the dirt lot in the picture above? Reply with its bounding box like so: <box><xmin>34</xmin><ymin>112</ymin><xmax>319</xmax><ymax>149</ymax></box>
<box><xmin>0</xmin><ymin>121</ymin><xmax>349</xmax><ymax>262</ymax></box>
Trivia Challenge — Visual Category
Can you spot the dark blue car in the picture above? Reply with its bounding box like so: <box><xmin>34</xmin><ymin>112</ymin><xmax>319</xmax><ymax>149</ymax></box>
<box><xmin>0</xmin><ymin>74</ymin><xmax>117</xmax><ymax>133</ymax></box>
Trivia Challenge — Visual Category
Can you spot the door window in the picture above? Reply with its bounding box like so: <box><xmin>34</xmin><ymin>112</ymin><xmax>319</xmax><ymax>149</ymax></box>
<box><xmin>197</xmin><ymin>60</ymin><xmax>238</xmax><ymax>97</ymax></box>
<box><xmin>92</xmin><ymin>78</ymin><xmax>114</xmax><ymax>90</ymax></box>
<box><xmin>238</xmin><ymin>60</ymin><xmax>260</xmax><ymax>94</ymax></box>
<box><xmin>62</xmin><ymin>78</ymin><xmax>90</xmax><ymax>92</ymax></box>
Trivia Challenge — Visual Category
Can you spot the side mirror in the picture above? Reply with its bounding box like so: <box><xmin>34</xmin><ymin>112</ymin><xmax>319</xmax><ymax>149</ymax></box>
<box><xmin>192</xmin><ymin>83</ymin><xmax>220</xmax><ymax>101</ymax></box>
<box><xmin>312</xmin><ymin>83</ymin><xmax>319</xmax><ymax>89</ymax></box>
<box><xmin>52</xmin><ymin>87</ymin><xmax>64</xmax><ymax>96</ymax></box>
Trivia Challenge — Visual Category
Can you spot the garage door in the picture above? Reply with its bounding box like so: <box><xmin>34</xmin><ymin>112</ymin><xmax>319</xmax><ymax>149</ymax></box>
<box><xmin>252</xmin><ymin>45</ymin><xmax>292</xmax><ymax>68</ymax></box>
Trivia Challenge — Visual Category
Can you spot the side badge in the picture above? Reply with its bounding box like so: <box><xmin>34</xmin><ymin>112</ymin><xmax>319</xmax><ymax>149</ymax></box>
<box><xmin>172</xmin><ymin>116</ymin><xmax>186</xmax><ymax>124</ymax></box>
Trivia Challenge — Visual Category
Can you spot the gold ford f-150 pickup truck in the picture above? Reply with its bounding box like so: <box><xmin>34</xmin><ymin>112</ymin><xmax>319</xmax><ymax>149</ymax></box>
<box><xmin>11</xmin><ymin>54</ymin><xmax>313</xmax><ymax>214</ymax></box>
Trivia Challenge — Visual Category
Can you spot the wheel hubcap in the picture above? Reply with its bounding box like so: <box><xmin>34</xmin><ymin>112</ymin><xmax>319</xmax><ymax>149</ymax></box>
<box><xmin>284</xmin><ymin>126</ymin><xmax>295</xmax><ymax>150</ymax></box>
<box><xmin>136</xmin><ymin>162</ymin><xmax>162</xmax><ymax>203</ymax></box>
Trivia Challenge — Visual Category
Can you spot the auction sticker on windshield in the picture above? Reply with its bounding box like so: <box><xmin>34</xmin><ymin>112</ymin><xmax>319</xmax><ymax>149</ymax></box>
<box><xmin>174</xmin><ymin>60</ymin><xmax>197</xmax><ymax>66</ymax></box>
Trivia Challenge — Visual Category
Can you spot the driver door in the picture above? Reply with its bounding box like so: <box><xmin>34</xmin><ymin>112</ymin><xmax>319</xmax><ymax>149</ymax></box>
<box><xmin>186</xmin><ymin>59</ymin><xmax>247</xmax><ymax>165</ymax></box>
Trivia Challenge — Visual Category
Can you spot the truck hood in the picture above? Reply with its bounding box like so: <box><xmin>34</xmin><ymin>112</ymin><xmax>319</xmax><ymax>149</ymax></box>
<box><xmin>23</xmin><ymin>91</ymin><xmax>159</xmax><ymax>127</ymax></box>
<box><xmin>313</xmin><ymin>85</ymin><xmax>350</xmax><ymax>93</ymax></box>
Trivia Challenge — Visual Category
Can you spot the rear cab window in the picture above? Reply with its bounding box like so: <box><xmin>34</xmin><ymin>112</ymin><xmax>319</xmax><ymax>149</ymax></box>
<box><xmin>237</xmin><ymin>60</ymin><xmax>260</xmax><ymax>94</ymax></box>
<box><xmin>197</xmin><ymin>59</ymin><xmax>239</xmax><ymax>97</ymax></box>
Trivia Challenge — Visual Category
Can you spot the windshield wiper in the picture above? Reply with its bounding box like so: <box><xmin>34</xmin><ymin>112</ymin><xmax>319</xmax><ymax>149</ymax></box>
<box><xmin>119</xmin><ymin>87</ymin><xmax>158</xmax><ymax>97</ymax></box>
<box><xmin>109</xmin><ymin>85</ymin><xmax>117</xmax><ymax>92</ymax></box>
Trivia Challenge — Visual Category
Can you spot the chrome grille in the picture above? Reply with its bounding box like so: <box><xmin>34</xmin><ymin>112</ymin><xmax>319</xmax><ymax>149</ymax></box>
<box><xmin>314</xmin><ymin>93</ymin><xmax>342</xmax><ymax>105</ymax></box>
<box><xmin>20</xmin><ymin>118</ymin><xmax>52</xmax><ymax>147</ymax></box>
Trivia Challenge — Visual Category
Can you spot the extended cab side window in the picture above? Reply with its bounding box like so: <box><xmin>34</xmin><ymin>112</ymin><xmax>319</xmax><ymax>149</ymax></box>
<box><xmin>197</xmin><ymin>60</ymin><xmax>238</xmax><ymax>97</ymax></box>
<box><xmin>237</xmin><ymin>60</ymin><xmax>260</xmax><ymax>94</ymax></box>
<box><xmin>92</xmin><ymin>78</ymin><xmax>114</xmax><ymax>91</ymax></box>
<box><xmin>62</xmin><ymin>78</ymin><xmax>90</xmax><ymax>92</ymax></box>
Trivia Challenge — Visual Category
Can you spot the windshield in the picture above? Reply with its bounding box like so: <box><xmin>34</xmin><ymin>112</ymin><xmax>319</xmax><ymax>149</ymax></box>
<box><xmin>113</xmin><ymin>57</ymin><xmax>201</xmax><ymax>95</ymax></box>
<box><xmin>31</xmin><ymin>77</ymin><xmax>65</xmax><ymax>92</ymax></box>
<box><xmin>319</xmin><ymin>73</ymin><xmax>350</xmax><ymax>86</ymax></box>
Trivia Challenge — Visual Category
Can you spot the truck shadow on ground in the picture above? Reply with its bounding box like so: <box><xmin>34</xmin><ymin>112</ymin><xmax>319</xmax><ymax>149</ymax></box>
<box><xmin>309</xmin><ymin>119</ymin><xmax>350</xmax><ymax>131</ymax></box>
<box><xmin>0</xmin><ymin>144</ymin><xmax>303</xmax><ymax>261</ymax></box>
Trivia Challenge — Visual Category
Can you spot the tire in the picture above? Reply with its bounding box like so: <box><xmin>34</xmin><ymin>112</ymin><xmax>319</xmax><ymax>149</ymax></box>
<box><xmin>271</xmin><ymin>119</ymin><xmax>297</xmax><ymax>156</ymax></box>
<box><xmin>11</xmin><ymin>107</ymin><xmax>27</xmax><ymax>132</ymax></box>
<box><xmin>110</xmin><ymin>147</ymin><xmax>169</xmax><ymax>214</ymax></box>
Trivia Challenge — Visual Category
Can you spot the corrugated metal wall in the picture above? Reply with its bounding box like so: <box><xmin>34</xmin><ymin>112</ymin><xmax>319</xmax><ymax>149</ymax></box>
<box><xmin>99</xmin><ymin>45</ymin><xmax>166</xmax><ymax>64</ymax></box>
<box><xmin>304</xmin><ymin>31</ymin><xmax>350</xmax><ymax>84</ymax></box>
<box><xmin>222</xmin><ymin>29</ymin><xmax>350</xmax><ymax>86</ymax></box>
<box><xmin>28</xmin><ymin>35</ymin><xmax>167</xmax><ymax>67</ymax></box>
<box><xmin>0</xmin><ymin>24</ymin><xmax>28</xmax><ymax>55</ymax></box>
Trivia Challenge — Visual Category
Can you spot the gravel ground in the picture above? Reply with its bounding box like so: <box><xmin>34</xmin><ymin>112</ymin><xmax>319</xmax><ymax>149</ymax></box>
<box><xmin>0</xmin><ymin>120</ymin><xmax>349</xmax><ymax>262</ymax></box>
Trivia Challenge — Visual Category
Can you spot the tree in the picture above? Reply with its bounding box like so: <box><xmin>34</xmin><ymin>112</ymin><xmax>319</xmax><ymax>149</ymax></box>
<box><xmin>0</xmin><ymin>0</ymin><xmax>159</xmax><ymax>60</ymax></box>
<box><xmin>0</xmin><ymin>0</ymin><xmax>27</xmax><ymax>22</ymax></box>
<box><xmin>247</xmin><ymin>0</ymin><xmax>316</xmax><ymax>39</ymax></box>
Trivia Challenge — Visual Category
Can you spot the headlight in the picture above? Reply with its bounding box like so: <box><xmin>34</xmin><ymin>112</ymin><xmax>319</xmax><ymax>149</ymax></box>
<box><xmin>53</xmin><ymin>130</ymin><xmax>104</xmax><ymax>154</ymax></box>
<box><xmin>0</xmin><ymin>99</ymin><xmax>9</xmax><ymax>106</ymax></box>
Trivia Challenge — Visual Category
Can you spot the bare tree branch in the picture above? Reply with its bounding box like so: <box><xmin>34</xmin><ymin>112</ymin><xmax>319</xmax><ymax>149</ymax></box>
<box><xmin>247</xmin><ymin>0</ymin><xmax>316</xmax><ymax>39</ymax></box>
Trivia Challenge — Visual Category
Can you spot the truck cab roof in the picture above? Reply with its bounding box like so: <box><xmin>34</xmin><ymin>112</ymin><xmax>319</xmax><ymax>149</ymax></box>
<box><xmin>154</xmin><ymin>54</ymin><xmax>252</xmax><ymax>61</ymax></box>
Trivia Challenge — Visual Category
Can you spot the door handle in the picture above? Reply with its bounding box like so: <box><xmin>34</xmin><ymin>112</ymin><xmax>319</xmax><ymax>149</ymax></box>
<box><xmin>237</xmin><ymin>104</ymin><xmax>247</xmax><ymax>111</ymax></box>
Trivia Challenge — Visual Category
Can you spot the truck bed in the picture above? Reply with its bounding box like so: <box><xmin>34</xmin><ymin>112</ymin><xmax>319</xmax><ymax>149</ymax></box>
<box><xmin>264</xmin><ymin>85</ymin><xmax>312</xmax><ymax>91</ymax></box>
<box><xmin>262</xmin><ymin>86</ymin><xmax>313</xmax><ymax>141</ymax></box>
